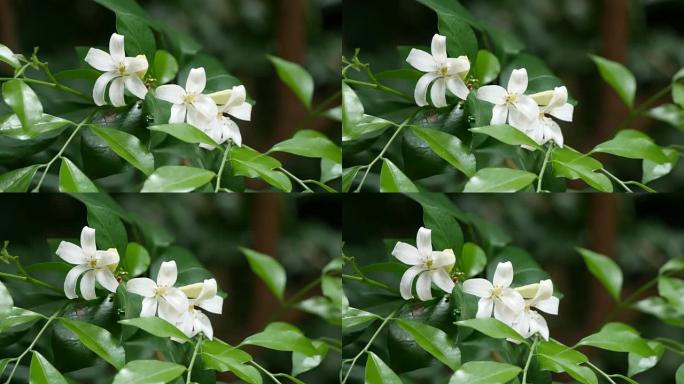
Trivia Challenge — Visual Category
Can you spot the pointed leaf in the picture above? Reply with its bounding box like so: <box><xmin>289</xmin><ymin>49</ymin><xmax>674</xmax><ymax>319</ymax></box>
<box><xmin>470</xmin><ymin>124</ymin><xmax>541</xmax><ymax>150</ymax></box>
<box><xmin>577</xmin><ymin>322</ymin><xmax>654</xmax><ymax>356</ymax></box>
<box><xmin>113</xmin><ymin>360</ymin><xmax>186</xmax><ymax>384</ymax></box>
<box><xmin>148</xmin><ymin>123</ymin><xmax>219</xmax><ymax>149</ymax></box>
<box><xmin>119</xmin><ymin>317</ymin><xmax>190</xmax><ymax>341</ymax></box>
<box><xmin>456</xmin><ymin>318</ymin><xmax>526</xmax><ymax>343</ymax></box>
<box><xmin>267</xmin><ymin>55</ymin><xmax>313</xmax><ymax>108</ymax></box>
<box><xmin>380</xmin><ymin>158</ymin><xmax>418</xmax><ymax>192</ymax></box>
<box><xmin>410</xmin><ymin>125</ymin><xmax>476</xmax><ymax>177</ymax></box>
<box><xmin>30</xmin><ymin>351</ymin><xmax>68</xmax><ymax>384</ymax></box>
<box><xmin>577</xmin><ymin>247</ymin><xmax>622</xmax><ymax>301</ymax></box>
<box><xmin>270</xmin><ymin>130</ymin><xmax>341</xmax><ymax>162</ymax></box>
<box><xmin>449</xmin><ymin>361</ymin><xmax>521</xmax><ymax>384</ymax></box>
<box><xmin>242</xmin><ymin>322</ymin><xmax>318</xmax><ymax>356</ymax></box>
<box><xmin>90</xmin><ymin>125</ymin><xmax>154</xmax><ymax>175</ymax></box>
<box><xmin>0</xmin><ymin>165</ymin><xmax>41</xmax><ymax>192</ymax></box>
<box><xmin>365</xmin><ymin>351</ymin><xmax>402</xmax><ymax>384</ymax></box>
<box><xmin>396</xmin><ymin>319</ymin><xmax>461</xmax><ymax>371</ymax></box>
<box><xmin>59</xmin><ymin>158</ymin><xmax>98</xmax><ymax>192</ymax></box>
<box><xmin>464</xmin><ymin>168</ymin><xmax>536</xmax><ymax>192</ymax></box>
<box><xmin>60</xmin><ymin>318</ymin><xmax>125</xmax><ymax>369</ymax></box>
<box><xmin>240</xmin><ymin>247</ymin><xmax>286</xmax><ymax>301</ymax></box>
<box><xmin>590</xmin><ymin>55</ymin><xmax>636</xmax><ymax>108</ymax></box>
<box><xmin>141</xmin><ymin>166</ymin><xmax>216</xmax><ymax>193</ymax></box>
<box><xmin>593</xmin><ymin>130</ymin><xmax>669</xmax><ymax>164</ymax></box>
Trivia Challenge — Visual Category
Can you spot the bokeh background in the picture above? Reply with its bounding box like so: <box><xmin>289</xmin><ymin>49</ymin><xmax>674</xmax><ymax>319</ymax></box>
<box><xmin>0</xmin><ymin>0</ymin><xmax>341</xmax><ymax>181</ymax></box>
<box><xmin>343</xmin><ymin>193</ymin><xmax>684</xmax><ymax>383</ymax></box>
<box><xmin>0</xmin><ymin>193</ymin><xmax>341</xmax><ymax>383</ymax></box>
<box><xmin>343</xmin><ymin>0</ymin><xmax>684</xmax><ymax>190</ymax></box>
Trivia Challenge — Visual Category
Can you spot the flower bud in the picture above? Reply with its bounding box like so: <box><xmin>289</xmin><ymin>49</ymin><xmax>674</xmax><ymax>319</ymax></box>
<box><xmin>179</xmin><ymin>282</ymin><xmax>204</xmax><ymax>299</ymax></box>
<box><xmin>515</xmin><ymin>283</ymin><xmax>540</xmax><ymax>299</ymax></box>
<box><xmin>442</xmin><ymin>249</ymin><xmax>455</xmax><ymax>273</ymax></box>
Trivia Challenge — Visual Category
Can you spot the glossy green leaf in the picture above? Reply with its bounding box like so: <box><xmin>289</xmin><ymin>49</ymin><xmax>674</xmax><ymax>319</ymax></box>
<box><xmin>342</xmin><ymin>82</ymin><xmax>364</xmax><ymax>140</ymax></box>
<box><xmin>230</xmin><ymin>146</ymin><xmax>292</xmax><ymax>192</ymax></box>
<box><xmin>123</xmin><ymin>242</ymin><xmax>150</xmax><ymax>277</ymax></box>
<box><xmin>380</xmin><ymin>158</ymin><xmax>419</xmax><ymax>192</ymax></box>
<box><xmin>365</xmin><ymin>351</ymin><xmax>402</xmax><ymax>384</ymax></box>
<box><xmin>60</xmin><ymin>318</ymin><xmax>126</xmax><ymax>369</ymax></box>
<box><xmin>342</xmin><ymin>307</ymin><xmax>380</xmax><ymax>330</ymax></box>
<box><xmin>292</xmin><ymin>340</ymin><xmax>328</xmax><ymax>377</ymax></box>
<box><xmin>536</xmin><ymin>340</ymin><xmax>596</xmax><ymax>384</ymax></box>
<box><xmin>0</xmin><ymin>44</ymin><xmax>20</xmax><ymax>68</ymax></box>
<box><xmin>202</xmin><ymin>344</ymin><xmax>261</xmax><ymax>384</ymax></box>
<box><xmin>116</xmin><ymin>13</ymin><xmax>156</xmax><ymax>62</ymax></box>
<box><xmin>660</xmin><ymin>258</ymin><xmax>684</xmax><ymax>275</ymax></box>
<box><xmin>628</xmin><ymin>341</ymin><xmax>664</xmax><ymax>377</ymax></box>
<box><xmin>270</xmin><ymin>130</ymin><xmax>341</xmax><ymax>162</ymax></box>
<box><xmin>0</xmin><ymin>281</ymin><xmax>12</xmax><ymax>320</ymax></box>
<box><xmin>242</xmin><ymin>322</ymin><xmax>318</xmax><ymax>356</ymax></box>
<box><xmin>342</xmin><ymin>166</ymin><xmax>362</xmax><ymax>192</ymax></box>
<box><xmin>113</xmin><ymin>360</ymin><xmax>186</xmax><ymax>384</ymax></box>
<box><xmin>152</xmin><ymin>50</ymin><xmax>179</xmax><ymax>84</ymax></box>
<box><xmin>119</xmin><ymin>317</ymin><xmax>189</xmax><ymax>341</ymax></box>
<box><xmin>590</xmin><ymin>54</ymin><xmax>636</xmax><ymax>108</ymax></box>
<box><xmin>93</xmin><ymin>0</ymin><xmax>155</xmax><ymax>27</ymax></box>
<box><xmin>659</xmin><ymin>276</ymin><xmax>684</xmax><ymax>307</ymax></box>
<box><xmin>410</xmin><ymin>125</ymin><xmax>476</xmax><ymax>177</ymax></box>
<box><xmin>59</xmin><ymin>158</ymin><xmax>98</xmax><ymax>193</ymax></box>
<box><xmin>456</xmin><ymin>318</ymin><xmax>526</xmax><ymax>343</ymax></box>
<box><xmin>643</xmin><ymin>148</ymin><xmax>678</xmax><ymax>184</ymax></box>
<box><xmin>470</xmin><ymin>124</ymin><xmax>541</xmax><ymax>150</ymax></box>
<box><xmin>141</xmin><ymin>166</ymin><xmax>216</xmax><ymax>193</ymax></box>
<box><xmin>2</xmin><ymin>79</ymin><xmax>43</xmax><ymax>130</ymax></box>
<box><xmin>90</xmin><ymin>125</ymin><xmax>154</xmax><ymax>175</ymax></box>
<box><xmin>464</xmin><ymin>168</ymin><xmax>536</xmax><ymax>192</ymax></box>
<box><xmin>240</xmin><ymin>247</ymin><xmax>286</xmax><ymax>301</ymax></box>
<box><xmin>438</xmin><ymin>14</ymin><xmax>478</xmax><ymax>62</ymax></box>
<box><xmin>552</xmin><ymin>147</ymin><xmax>613</xmax><ymax>192</ymax></box>
<box><xmin>0</xmin><ymin>165</ymin><xmax>41</xmax><ymax>192</ymax></box>
<box><xmin>648</xmin><ymin>104</ymin><xmax>684</xmax><ymax>131</ymax></box>
<box><xmin>592</xmin><ymin>130</ymin><xmax>669</xmax><ymax>164</ymax></box>
<box><xmin>677</xmin><ymin>363</ymin><xmax>684</xmax><ymax>384</ymax></box>
<box><xmin>395</xmin><ymin>319</ymin><xmax>461</xmax><ymax>370</ymax></box>
<box><xmin>30</xmin><ymin>351</ymin><xmax>68</xmax><ymax>384</ymax></box>
<box><xmin>0</xmin><ymin>113</ymin><xmax>70</xmax><ymax>140</ymax></box>
<box><xmin>423</xmin><ymin>205</ymin><xmax>463</xmax><ymax>254</ymax></box>
<box><xmin>449</xmin><ymin>361</ymin><xmax>521</xmax><ymax>384</ymax></box>
<box><xmin>148</xmin><ymin>123</ymin><xmax>219</xmax><ymax>149</ymax></box>
<box><xmin>87</xmin><ymin>204</ymin><xmax>127</xmax><ymax>254</ymax></box>
<box><xmin>320</xmin><ymin>158</ymin><xmax>341</xmax><ymax>183</ymax></box>
<box><xmin>475</xmin><ymin>50</ymin><xmax>501</xmax><ymax>85</ymax></box>
<box><xmin>343</xmin><ymin>114</ymin><xmax>392</xmax><ymax>142</ymax></box>
<box><xmin>488</xmin><ymin>246</ymin><xmax>548</xmax><ymax>285</ymax></box>
<box><xmin>267</xmin><ymin>55</ymin><xmax>314</xmax><ymax>108</ymax></box>
<box><xmin>459</xmin><ymin>243</ymin><xmax>487</xmax><ymax>277</ymax></box>
<box><xmin>577</xmin><ymin>247</ymin><xmax>622</xmax><ymax>302</ymax></box>
<box><xmin>0</xmin><ymin>307</ymin><xmax>44</xmax><ymax>332</ymax></box>
<box><xmin>577</xmin><ymin>322</ymin><xmax>654</xmax><ymax>356</ymax></box>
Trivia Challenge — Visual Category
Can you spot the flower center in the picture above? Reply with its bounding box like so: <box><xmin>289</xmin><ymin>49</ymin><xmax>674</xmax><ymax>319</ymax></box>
<box><xmin>438</xmin><ymin>65</ymin><xmax>449</xmax><ymax>76</ymax></box>
<box><xmin>87</xmin><ymin>259</ymin><xmax>98</xmax><ymax>268</ymax></box>
<box><xmin>491</xmin><ymin>286</ymin><xmax>504</xmax><ymax>299</ymax></box>
<box><xmin>183</xmin><ymin>93</ymin><xmax>197</xmax><ymax>104</ymax></box>
<box><xmin>425</xmin><ymin>258</ymin><xmax>434</xmax><ymax>269</ymax></box>
<box><xmin>117</xmin><ymin>64</ymin><xmax>127</xmax><ymax>75</ymax></box>
<box><xmin>505</xmin><ymin>94</ymin><xmax>518</xmax><ymax>105</ymax></box>
<box><xmin>154</xmin><ymin>286</ymin><xmax>167</xmax><ymax>297</ymax></box>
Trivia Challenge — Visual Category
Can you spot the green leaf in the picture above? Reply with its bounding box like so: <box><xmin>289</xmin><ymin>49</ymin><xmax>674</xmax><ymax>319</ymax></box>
<box><xmin>592</xmin><ymin>130</ymin><xmax>669</xmax><ymax>163</ymax></box>
<box><xmin>342</xmin><ymin>82</ymin><xmax>364</xmax><ymax>140</ymax></box>
<box><xmin>87</xmin><ymin>204</ymin><xmax>127</xmax><ymax>254</ymax></box>
<box><xmin>0</xmin><ymin>113</ymin><xmax>70</xmax><ymax>140</ymax></box>
<box><xmin>141</xmin><ymin>166</ymin><xmax>216</xmax><ymax>193</ymax></box>
<box><xmin>123</xmin><ymin>242</ymin><xmax>150</xmax><ymax>277</ymax></box>
<box><xmin>449</xmin><ymin>361</ymin><xmax>521</xmax><ymax>384</ymax></box>
<box><xmin>395</xmin><ymin>319</ymin><xmax>461</xmax><ymax>371</ymax></box>
<box><xmin>677</xmin><ymin>363</ymin><xmax>684</xmax><ymax>384</ymax></box>
<box><xmin>2</xmin><ymin>79</ymin><xmax>43</xmax><ymax>129</ymax></box>
<box><xmin>93</xmin><ymin>0</ymin><xmax>155</xmax><ymax>27</ymax></box>
<box><xmin>113</xmin><ymin>360</ymin><xmax>186</xmax><ymax>384</ymax></box>
<box><xmin>30</xmin><ymin>351</ymin><xmax>68</xmax><ymax>384</ymax></box>
<box><xmin>320</xmin><ymin>158</ymin><xmax>341</xmax><ymax>183</ymax></box>
<box><xmin>240</xmin><ymin>247</ymin><xmax>286</xmax><ymax>301</ymax></box>
<box><xmin>464</xmin><ymin>168</ymin><xmax>537</xmax><ymax>192</ymax></box>
<box><xmin>202</xmin><ymin>344</ymin><xmax>261</xmax><ymax>384</ymax></box>
<box><xmin>380</xmin><ymin>158</ymin><xmax>419</xmax><ymax>192</ymax></box>
<box><xmin>365</xmin><ymin>351</ymin><xmax>402</xmax><ymax>384</ymax></box>
<box><xmin>552</xmin><ymin>147</ymin><xmax>613</xmax><ymax>192</ymax></box>
<box><xmin>292</xmin><ymin>340</ymin><xmax>328</xmax><ymax>377</ymax></box>
<box><xmin>659</xmin><ymin>276</ymin><xmax>684</xmax><ymax>307</ymax></box>
<box><xmin>423</xmin><ymin>205</ymin><xmax>463</xmax><ymax>254</ymax></box>
<box><xmin>0</xmin><ymin>307</ymin><xmax>45</xmax><ymax>332</ymax></box>
<box><xmin>577</xmin><ymin>322</ymin><xmax>654</xmax><ymax>357</ymax></box>
<box><xmin>0</xmin><ymin>44</ymin><xmax>20</xmax><ymax>69</ymax></box>
<box><xmin>628</xmin><ymin>341</ymin><xmax>664</xmax><ymax>377</ymax></box>
<box><xmin>456</xmin><ymin>318</ymin><xmax>526</xmax><ymax>343</ymax></box>
<box><xmin>343</xmin><ymin>114</ymin><xmax>392</xmax><ymax>142</ymax></box>
<box><xmin>267</xmin><ymin>55</ymin><xmax>314</xmax><ymax>108</ymax></box>
<box><xmin>342</xmin><ymin>166</ymin><xmax>362</xmax><ymax>192</ymax></box>
<box><xmin>438</xmin><ymin>14</ymin><xmax>478</xmax><ymax>62</ymax></box>
<box><xmin>648</xmin><ymin>104</ymin><xmax>684</xmax><ymax>131</ymax></box>
<box><xmin>475</xmin><ymin>50</ymin><xmax>501</xmax><ymax>85</ymax></box>
<box><xmin>536</xmin><ymin>340</ymin><xmax>596</xmax><ymax>384</ymax></box>
<box><xmin>270</xmin><ymin>130</ymin><xmax>341</xmax><ymax>163</ymax></box>
<box><xmin>643</xmin><ymin>148</ymin><xmax>678</xmax><ymax>184</ymax></box>
<box><xmin>230</xmin><ymin>146</ymin><xmax>292</xmax><ymax>192</ymax></box>
<box><xmin>152</xmin><ymin>50</ymin><xmax>179</xmax><ymax>84</ymax></box>
<box><xmin>60</xmin><ymin>318</ymin><xmax>126</xmax><ymax>369</ymax></box>
<box><xmin>116</xmin><ymin>13</ymin><xmax>156</xmax><ymax>62</ymax></box>
<box><xmin>119</xmin><ymin>317</ymin><xmax>189</xmax><ymax>341</ymax></box>
<box><xmin>577</xmin><ymin>247</ymin><xmax>623</xmax><ymax>302</ymax></box>
<box><xmin>459</xmin><ymin>243</ymin><xmax>487</xmax><ymax>278</ymax></box>
<box><xmin>342</xmin><ymin>307</ymin><xmax>380</xmax><ymax>330</ymax></box>
<box><xmin>148</xmin><ymin>123</ymin><xmax>219</xmax><ymax>149</ymax></box>
<box><xmin>660</xmin><ymin>258</ymin><xmax>684</xmax><ymax>275</ymax></box>
<box><xmin>242</xmin><ymin>322</ymin><xmax>318</xmax><ymax>356</ymax></box>
<box><xmin>410</xmin><ymin>125</ymin><xmax>476</xmax><ymax>177</ymax></box>
<box><xmin>0</xmin><ymin>165</ymin><xmax>40</xmax><ymax>192</ymax></box>
<box><xmin>590</xmin><ymin>54</ymin><xmax>636</xmax><ymax>108</ymax></box>
<box><xmin>488</xmin><ymin>246</ymin><xmax>548</xmax><ymax>285</ymax></box>
<box><xmin>90</xmin><ymin>125</ymin><xmax>154</xmax><ymax>175</ymax></box>
<box><xmin>0</xmin><ymin>281</ymin><xmax>13</xmax><ymax>320</ymax></box>
<box><xmin>59</xmin><ymin>158</ymin><xmax>98</xmax><ymax>192</ymax></box>
<box><xmin>470</xmin><ymin>124</ymin><xmax>541</xmax><ymax>150</ymax></box>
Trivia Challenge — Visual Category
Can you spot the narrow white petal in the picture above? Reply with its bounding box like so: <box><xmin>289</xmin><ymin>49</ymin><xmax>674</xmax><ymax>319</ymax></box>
<box><xmin>463</xmin><ymin>279</ymin><xmax>494</xmax><ymax>298</ymax></box>
<box><xmin>157</xmin><ymin>261</ymin><xmax>178</xmax><ymax>287</ymax></box>
<box><xmin>109</xmin><ymin>33</ymin><xmax>126</xmax><ymax>63</ymax></box>
<box><xmin>414</xmin><ymin>72</ymin><xmax>439</xmax><ymax>107</ymax></box>
<box><xmin>477</xmin><ymin>85</ymin><xmax>508</xmax><ymax>105</ymax></box>
<box><xmin>493</xmin><ymin>300</ymin><xmax>518</xmax><ymax>325</ymax></box>
<box><xmin>491</xmin><ymin>104</ymin><xmax>508</xmax><ymax>125</ymax></box>
<box><xmin>406</xmin><ymin>49</ymin><xmax>437</xmax><ymax>72</ymax></box>
<box><xmin>195</xmin><ymin>312</ymin><xmax>214</xmax><ymax>340</ymax></box>
<box><xmin>534</xmin><ymin>296</ymin><xmax>559</xmax><ymax>315</ymax></box>
<box><xmin>186</xmin><ymin>67</ymin><xmax>207</xmax><ymax>94</ymax></box>
<box><xmin>391</xmin><ymin>242</ymin><xmax>422</xmax><ymax>265</ymax></box>
<box><xmin>531</xmin><ymin>279</ymin><xmax>554</xmax><ymax>303</ymax></box>
<box><xmin>95</xmin><ymin>269</ymin><xmax>119</xmax><ymax>293</ymax></box>
<box><xmin>500</xmin><ymin>289</ymin><xmax>525</xmax><ymax>313</ymax></box>
<box><xmin>158</xmin><ymin>300</ymin><xmax>182</xmax><ymax>322</ymax></box>
<box><xmin>493</xmin><ymin>261</ymin><xmax>514</xmax><ymax>288</ymax></box>
<box><xmin>125</xmin><ymin>56</ymin><xmax>148</xmax><ymax>74</ymax></box>
<box><xmin>163</xmin><ymin>288</ymin><xmax>189</xmax><ymax>313</ymax></box>
<box><xmin>548</xmin><ymin>103</ymin><xmax>574</xmax><ymax>122</ymax></box>
<box><xmin>546</xmin><ymin>86</ymin><xmax>568</xmax><ymax>110</ymax></box>
<box><xmin>140</xmin><ymin>297</ymin><xmax>157</xmax><ymax>317</ymax></box>
<box><xmin>80</xmin><ymin>270</ymin><xmax>97</xmax><ymax>300</ymax></box>
<box><xmin>226</xmin><ymin>85</ymin><xmax>247</xmax><ymax>107</ymax></box>
<box><xmin>84</xmin><ymin>48</ymin><xmax>116</xmax><ymax>72</ymax></box>
<box><xmin>507</xmin><ymin>68</ymin><xmax>528</xmax><ymax>95</ymax></box>
<box><xmin>109</xmin><ymin>77</ymin><xmax>126</xmax><ymax>107</ymax></box>
<box><xmin>431</xmin><ymin>250</ymin><xmax>455</xmax><ymax>269</ymax></box>
<box><xmin>446</xmin><ymin>56</ymin><xmax>470</xmax><ymax>76</ymax></box>
<box><xmin>170</xmin><ymin>103</ymin><xmax>187</xmax><ymax>124</ymax></box>
<box><xmin>56</xmin><ymin>242</ymin><xmax>86</xmax><ymax>265</ymax></box>
<box><xmin>513</xmin><ymin>95</ymin><xmax>540</xmax><ymax>121</ymax></box>
<box><xmin>176</xmin><ymin>311</ymin><xmax>195</xmax><ymax>337</ymax></box>
<box><xmin>95</xmin><ymin>249</ymin><xmax>119</xmax><ymax>267</ymax></box>
<box><xmin>198</xmin><ymin>296</ymin><xmax>223</xmax><ymax>314</ymax></box>
<box><xmin>156</xmin><ymin>84</ymin><xmax>186</xmax><ymax>104</ymax></box>
<box><xmin>225</xmin><ymin>102</ymin><xmax>252</xmax><ymax>121</ymax></box>
<box><xmin>64</xmin><ymin>264</ymin><xmax>89</xmax><ymax>299</ymax></box>
<box><xmin>127</xmin><ymin>278</ymin><xmax>157</xmax><ymax>297</ymax></box>
<box><xmin>92</xmin><ymin>72</ymin><xmax>118</xmax><ymax>106</ymax></box>
<box><xmin>221</xmin><ymin>118</ymin><xmax>242</xmax><ymax>147</ymax></box>
<box><xmin>446</xmin><ymin>76</ymin><xmax>470</xmax><ymax>100</ymax></box>
<box><xmin>529</xmin><ymin>311</ymin><xmax>549</xmax><ymax>340</ymax></box>
<box><xmin>124</xmin><ymin>75</ymin><xmax>148</xmax><ymax>100</ymax></box>
<box><xmin>80</xmin><ymin>226</ymin><xmax>97</xmax><ymax>258</ymax></box>
<box><xmin>475</xmin><ymin>297</ymin><xmax>494</xmax><ymax>318</ymax></box>
<box><xmin>415</xmin><ymin>272</ymin><xmax>433</xmax><ymax>301</ymax></box>
<box><xmin>430</xmin><ymin>34</ymin><xmax>447</xmax><ymax>64</ymax></box>
<box><xmin>513</xmin><ymin>311</ymin><xmax>530</xmax><ymax>338</ymax></box>
<box><xmin>195</xmin><ymin>279</ymin><xmax>218</xmax><ymax>303</ymax></box>
<box><xmin>187</xmin><ymin>105</ymin><xmax>213</xmax><ymax>128</ymax></box>
<box><xmin>430</xmin><ymin>78</ymin><xmax>447</xmax><ymax>108</ymax></box>
<box><xmin>399</xmin><ymin>265</ymin><xmax>424</xmax><ymax>300</ymax></box>
<box><xmin>508</xmin><ymin>109</ymin><xmax>535</xmax><ymax>132</ymax></box>
<box><xmin>431</xmin><ymin>269</ymin><xmax>455</xmax><ymax>294</ymax></box>
<box><xmin>416</xmin><ymin>227</ymin><xmax>433</xmax><ymax>257</ymax></box>
<box><xmin>192</xmin><ymin>94</ymin><xmax>218</xmax><ymax>119</ymax></box>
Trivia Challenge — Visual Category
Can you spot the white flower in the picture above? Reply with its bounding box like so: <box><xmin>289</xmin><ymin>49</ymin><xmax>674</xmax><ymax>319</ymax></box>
<box><xmin>155</xmin><ymin>67</ymin><xmax>218</xmax><ymax>128</ymax></box>
<box><xmin>56</xmin><ymin>227</ymin><xmax>120</xmax><ymax>300</ymax></box>
<box><xmin>199</xmin><ymin>85</ymin><xmax>253</xmax><ymax>150</ymax></box>
<box><xmin>524</xmin><ymin>86</ymin><xmax>574</xmax><ymax>148</ymax></box>
<box><xmin>406</xmin><ymin>34</ymin><xmax>471</xmax><ymax>108</ymax></box>
<box><xmin>392</xmin><ymin>227</ymin><xmax>456</xmax><ymax>301</ymax></box>
<box><xmin>85</xmin><ymin>33</ymin><xmax>149</xmax><ymax>107</ymax></box>
<box><xmin>511</xmin><ymin>279</ymin><xmax>559</xmax><ymax>340</ymax></box>
<box><xmin>462</xmin><ymin>261</ymin><xmax>525</xmax><ymax>326</ymax></box>
<box><xmin>176</xmin><ymin>278</ymin><xmax>224</xmax><ymax>340</ymax></box>
<box><xmin>476</xmin><ymin>68</ymin><xmax>540</xmax><ymax>131</ymax></box>
<box><xmin>126</xmin><ymin>261</ymin><xmax>189</xmax><ymax>322</ymax></box>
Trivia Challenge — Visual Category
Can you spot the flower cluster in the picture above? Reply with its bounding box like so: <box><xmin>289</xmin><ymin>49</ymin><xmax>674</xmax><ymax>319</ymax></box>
<box><xmin>393</xmin><ymin>227</ymin><xmax>558</xmax><ymax>341</ymax></box>
<box><xmin>57</xmin><ymin>227</ymin><xmax>223</xmax><ymax>340</ymax></box>
<box><xmin>85</xmin><ymin>33</ymin><xmax>251</xmax><ymax>149</ymax></box>
<box><xmin>406</xmin><ymin>34</ymin><xmax>573</xmax><ymax>148</ymax></box>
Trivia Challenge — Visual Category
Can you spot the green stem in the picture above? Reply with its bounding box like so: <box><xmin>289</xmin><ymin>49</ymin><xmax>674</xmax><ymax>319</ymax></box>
<box><xmin>522</xmin><ymin>337</ymin><xmax>538</xmax><ymax>384</ymax></box>
<box><xmin>599</xmin><ymin>168</ymin><xmax>633</xmax><ymax>193</ymax></box>
<box><xmin>278</xmin><ymin>167</ymin><xmax>314</xmax><ymax>193</ymax></box>
<box><xmin>186</xmin><ymin>334</ymin><xmax>203</xmax><ymax>384</ymax></box>
<box><xmin>250</xmin><ymin>361</ymin><xmax>283</xmax><ymax>384</ymax></box>
<box><xmin>342</xmin><ymin>255</ymin><xmax>398</xmax><ymax>294</ymax></box>
<box><xmin>0</xmin><ymin>76</ymin><xmax>91</xmax><ymax>101</ymax></box>
<box><xmin>341</xmin><ymin>308</ymin><xmax>400</xmax><ymax>384</ymax></box>
<box><xmin>586</xmin><ymin>361</ymin><xmax>617</xmax><ymax>384</ymax></box>
<box><xmin>4</xmin><ymin>308</ymin><xmax>62</xmax><ymax>384</ymax></box>
<box><xmin>619</xmin><ymin>84</ymin><xmax>673</xmax><ymax>129</ymax></box>
<box><xmin>270</xmin><ymin>276</ymin><xmax>323</xmax><ymax>321</ymax></box>
<box><xmin>214</xmin><ymin>143</ymin><xmax>232</xmax><ymax>193</ymax></box>
<box><xmin>604</xmin><ymin>272</ymin><xmax>668</xmax><ymax>323</ymax></box>
<box><xmin>536</xmin><ymin>143</ymin><xmax>554</xmax><ymax>193</ymax></box>
<box><xmin>302</xmin><ymin>179</ymin><xmax>337</xmax><ymax>193</ymax></box>
<box><xmin>301</xmin><ymin>90</ymin><xmax>341</xmax><ymax>127</ymax></box>
<box><xmin>343</xmin><ymin>78</ymin><xmax>412</xmax><ymax>101</ymax></box>
<box><xmin>0</xmin><ymin>271</ymin><xmax>62</xmax><ymax>294</ymax></box>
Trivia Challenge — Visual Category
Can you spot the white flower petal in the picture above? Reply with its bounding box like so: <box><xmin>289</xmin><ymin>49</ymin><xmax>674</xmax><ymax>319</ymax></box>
<box><xmin>406</xmin><ymin>49</ymin><xmax>437</xmax><ymax>72</ymax></box>
<box><xmin>186</xmin><ymin>67</ymin><xmax>207</xmax><ymax>94</ymax></box>
<box><xmin>109</xmin><ymin>77</ymin><xmax>126</xmax><ymax>107</ymax></box>
<box><xmin>80</xmin><ymin>226</ymin><xmax>97</xmax><ymax>258</ymax></box>
<box><xmin>545</xmin><ymin>86</ymin><xmax>568</xmax><ymax>110</ymax></box>
<box><xmin>513</xmin><ymin>95</ymin><xmax>540</xmax><ymax>121</ymax></box>
<box><xmin>475</xmin><ymin>297</ymin><xmax>494</xmax><ymax>318</ymax></box>
<box><xmin>156</xmin><ymin>84</ymin><xmax>186</xmax><ymax>104</ymax></box>
<box><xmin>431</xmin><ymin>269</ymin><xmax>454</xmax><ymax>294</ymax></box>
<box><xmin>127</xmin><ymin>277</ymin><xmax>157</xmax><ymax>297</ymax></box>
<box><xmin>85</xmin><ymin>48</ymin><xmax>116</xmax><ymax>72</ymax></box>
<box><xmin>158</xmin><ymin>300</ymin><xmax>182</xmax><ymax>322</ymax></box>
<box><xmin>399</xmin><ymin>265</ymin><xmax>424</xmax><ymax>300</ymax></box>
<box><xmin>177</xmin><ymin>311</ymin><xmax>195</xmax><ymax>337</ymax></box>
<box><xmin>187</xmin><ymin>105</ymin><xmax>213</xmax><ymax>128</ymax></box>
<box><xmin>109</xmin><ymin>33</ymin><xmax>126</xmax><ymax>63</ymax></box>
<box><xmin>493</xmin><ymin>300</ymin><xmax>518</xmax><ymax>325</ymax></box>
<box><xmin>163</xmin><ymin>287</ymin><xmax>189</xmax><ymax>313</ymax></box>
<box><xmin>95</xmin><ymin>249</ymin><xmax>119</xmax><ymax>267</ymax></box>
<box><xmin>513</xmin><ymin>311</ymin><xmax>530</xmax><ymax>338</ymax></box>
<box><xmin>529</xmin><ymin>311</ymin><xmax>549</xmax><ymax>340</ymax></box>
<box><xmin>432</xmin><ymin>250</ymin><xmax>455</xmax><ymax>269</ymax></box>
<box><xmin>491</xmin><ymin>104</ymin><xmax>508</xmax><ymax>125</ymax></box>
<box><xmin>430</xmin><ymin>77</ymin><xmax>447</xmax><ymax>108</ymax></box>
<box><xmin>392</xmin><ymin>242</ymin><xmax>422</xmax><ymax>265</ymax></box>
<box><xmin>462</xmin><ymin>278</ymin><xmax>493</xmax><ymax>298</ymax></box>
<box><xmin>157</xmin><ymin>261</ymin><xmax>178</xmax><ymax>287</ymax></box>
<box><xmin>430</xmin><ymin>34</ymin><xmax>447</xmax><ymax>64</ymax></box>
<box><xmin>124</xmin><ymin>75</ymin><xmax>148</xmax><ymax>100</ymax></box>
<box><xmin>446</xmin><ymin>56</ymin><xmax>470</xmax><ymax>77</ymax></box>
<box><xmin>125</xmin><ymin>55</ymin><xmax>148</xmax><ymax>74</ymax></box>
<box><xmin>92</xmin><ymin>72</ymin><xmax>119</xmax><ymax>106</ymax></box>
<box><xmin>414</xmin><ymin>72</ymin><xmax>439</xmax><ymax>107</ymax></box>
<box><xmin>415</xmin><ymin>271</ymin><xmax>433</xmax><ymax>301</ymax></box>
<box><xmin>530</xmin><ymin>279</ymin><xmax>554</xmax><ymax>303</ymax></box>
<box><xmin>56</xmin><ymin>242</ymin><xmax>86</xmax><ymax>265</ymax></box>
<box><xmin>95</xmin><ymin>268</ymin><xmax>119</xmax><ymax>293</ymax></box>
<box><xmin>548</xmin><ymin>103</ymin><xmax>573</xmax><ymax>122</ymax></box>
<box><xmin>477</xmin><ymin>85</ymin><xmax>507</xmax><ymax>105</ymax></box>
<box><xmin>500</xmin><ymin>289</ymin><xmax>525</xmax><ymax>313</ymax></box>
<box><xmin>221</xmin><ymin>118</ymin><xmax>242</xmax><ymax>147</ymax></box>
<box><xmin>226</xmin><ymin>85</ymin><xmax>247</xmax><ymax>107</ymax></box>
<box><xmin>140</xmin><ymin>297</ymin><xmax>157</xmax><ymax>317</ymax></box>
<box><xmin>225</xmin><ymin>102</ymin><xmax>252</xmax><ymax>122</ymax></box>
<box><xmin>195</xmin><ymin>311</ymin><xmax>214</xmax><ymax>340</ymax></box>
<box><xmin>534</xmin><ymin>296</ymin><xmax>559</xmax><ymax>315</ymax></box>
<box><xmin>198</xmin><ymin>296</ymin><xmax>223</xmax><ymax>314</ymax></box>
<box><xmin>64</xmin><ymin>264</ymin><xmax>89</xmax><ymax>299</ymax></box>
<box><xmin>170</xmin><ymin>103</ymin><xmax>187</xmax><ymax>124</ymax></box>
<box><xmin>416</xmin><ymin>227</ymin><xmax>433</xmax><ymax>257</ymax></box>
<box><xmin>193</xmin><ymin>94</ymin><xmax>219</xmax><ymax>119</ymax></box>
<box><xmin>195</xmin><ymin>279</ymin><xmax>217</xmax><ymax>303</ymax></box>
<box><xmin>508</xmin><ymin>108</ymin><xmax>534</xmax><ymax>132</ymax></box>
<box><xmin>493</xmin><ymin>261</ymin><xmax>514</xmax><ymax>288</ymax></box>
<box><xmin>80</xmin><ymin>270</ymin><xmax>97</xmax><ymax>300</ymax></box>
<box><xmin>446</xmin><ymin>76</ymin><xmax>470</xmax><ymax>100</ymax></box>
<box><xmin>507</xmin><ymin>68</ymin><xmax>528</xmax><ymax>95</ymax></box>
